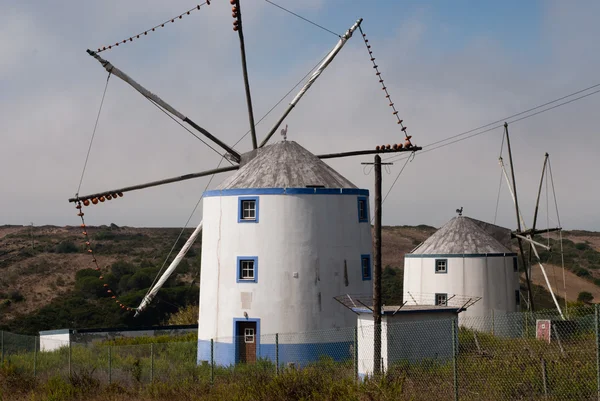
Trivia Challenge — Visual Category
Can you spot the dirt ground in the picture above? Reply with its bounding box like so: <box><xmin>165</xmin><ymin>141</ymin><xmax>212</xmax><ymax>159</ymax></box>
<box><xmin>525</xmin><ymin>263</ymin><xmax>600</xmax><ymax>303</ymax></box>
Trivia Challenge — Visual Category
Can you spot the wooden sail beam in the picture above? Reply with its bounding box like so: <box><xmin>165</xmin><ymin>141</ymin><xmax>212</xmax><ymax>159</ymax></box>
<box><xmin>233</xmin><ymin>0</ymin><xmax>258</xmax><ymax>149</ymax></box>
<box><xmin>502</xmin><ymin>123</ymin><xmax>535</xmax><ymax>311</ymax></box>
<box><xmin>258</xmin><ymin>18</ymin><xmax>363</xmax><ymax>148</ymax></box>
<box><xmin>318</xmin><ymin>146</ymin><xmax>421</xmax><ymax>160</ymax></box>
<box><xmin>68</xmin><ymin>165</ymin><xmax>239</xmax><ymax>203</ymax></box>
<box><xmin>86</xmin><ymin>50</ymin><xmax>242</xmax><ymax>163</ymax></box>
<box><xmin>512</xmin><ymin>227</ymin><xmax>562</xmax><ymax>238</ymax></box>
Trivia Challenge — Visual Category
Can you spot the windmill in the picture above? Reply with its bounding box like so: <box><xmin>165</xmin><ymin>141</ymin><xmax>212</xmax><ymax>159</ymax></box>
<box><xmin>69</xmin><ymin>2</ymin><xmax>421</xmax><ymax>362</ymax></box>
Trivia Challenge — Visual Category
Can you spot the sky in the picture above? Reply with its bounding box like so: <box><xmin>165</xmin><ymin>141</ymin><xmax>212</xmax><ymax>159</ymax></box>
<box><xmin>1</xmin><ymin>0</ymin><xmax>599</xmax><ymax>231</ymax></box>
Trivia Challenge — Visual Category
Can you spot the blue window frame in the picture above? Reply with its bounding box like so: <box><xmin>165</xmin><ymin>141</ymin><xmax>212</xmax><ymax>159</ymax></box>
<box><xmin>513</xmin><ymin>257</ymin><xmax>518</xmax><ymax>272</ymax></box>
<box><xmin>361</xmin><ymin>254</ymin><xmax>371</xmax><ymax>280</ymax></box>
<box><xmin>435</xmin><ymin>259</ymin><xmax>448</xmax><ymax>274</ymax></box>
<box><xmin>237</xmin><ymin>256</ymin><xmax>258</xmax><ymax>283</ymax></box>
<box><xmin>238</xmin><ymin>197</ymin><xmax>259</xmax><ymax>223</ymax></box>
<box><xmin>357</xmin><ymin>196</ymin><xmax>369</xmax><ymax>222</ymax></box>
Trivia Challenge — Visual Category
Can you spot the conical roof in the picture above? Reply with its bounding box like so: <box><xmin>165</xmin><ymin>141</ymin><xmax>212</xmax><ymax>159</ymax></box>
<box><xmin>410</xmin><ymin>216</ymin><xmax>513</xmax><ymax>255</ymax></box>
<box><xmin>217</xmin><ymin>141</ymin><xmax>357</xmax><ymax>189</ymax></box>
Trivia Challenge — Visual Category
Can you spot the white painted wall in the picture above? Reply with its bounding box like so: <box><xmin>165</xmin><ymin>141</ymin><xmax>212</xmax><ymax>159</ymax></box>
<box><xmin>357</xmin><ymin>312</ymin><xmax>456</xmax><ymax>378</ymax></box>
<box><xmin>403</xmin><ymin>255</ymin><xmax>520</xmax><ymax>330</ymax></box>
<box><xmin>40</xmin><ymin>332</ymin><xmax>70</xmax><ymax>351</ymax></box>
<box><xmin>198</xmin><ymin>192</ymin><xmax>372</xmax><ymax>345</ymax></box>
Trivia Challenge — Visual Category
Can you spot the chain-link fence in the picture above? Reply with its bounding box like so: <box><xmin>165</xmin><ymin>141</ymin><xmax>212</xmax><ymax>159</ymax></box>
<box><xmin>2</xmin><ymin>305</ymin><xmax>599</xmax><ymax>400</ymax></box>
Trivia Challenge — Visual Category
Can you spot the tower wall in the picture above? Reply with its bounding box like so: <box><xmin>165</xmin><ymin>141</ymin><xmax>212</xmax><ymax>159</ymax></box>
<box><xmin>197</xmin><ymin>189</ymin><xmax>372</xmax><ymax>365</ymax></box>
<box><xmin>403</xmin><ymin>255</ymin><xmax>520</xmax><ymax>329</ymax></box>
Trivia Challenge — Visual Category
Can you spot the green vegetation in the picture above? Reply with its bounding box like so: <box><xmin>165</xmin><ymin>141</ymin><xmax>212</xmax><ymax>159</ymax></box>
<box><xmin>4</xmin><ymin>258</ymin><xmax>198</xmax><ymax>335</ymax></box>
<box><xmin>1</xmin><ymin>310</ymin><xmax>598</xmax><ymax>401</ymax></box>
<box><xmin>578</xmin><ymin>291</ymin><xmax>594</xmax><ymax>303</ymax></box>
<box><xmin>1</xmin><ymin>227</ymin><xmax>201</xmax><ymax>335</ymax></box>
<box><xmin>382</xmin><ymin>266</ymin><xmax>403</xmax><ymax>305</ymax></box>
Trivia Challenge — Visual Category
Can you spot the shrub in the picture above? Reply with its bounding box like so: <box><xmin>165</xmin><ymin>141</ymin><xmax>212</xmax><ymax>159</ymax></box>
<box><xmin>9</xmin><ymin>290</ymin><xmax>24</xmax><ymax>302</ymax></box>
<box><xmin>578</xmin><ymin>291</ymin><xmax>594</xmax><ymax>303</ymax></box>
<box><xmin>55</xmin><ymin>241</ymin><xmax>79</xmax><ymax>254</ymax></box>
<box><xmin>575</xmin><ymin>267</ymin><xmax>591</xmax><ymax>278</ymax></box>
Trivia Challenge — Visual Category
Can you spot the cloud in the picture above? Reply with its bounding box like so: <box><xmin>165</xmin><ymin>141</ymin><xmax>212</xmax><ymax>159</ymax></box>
<box><xmin>1</xmin><ymin>1</ymin><xmax>598</xmax><ymax>231</ymax></box>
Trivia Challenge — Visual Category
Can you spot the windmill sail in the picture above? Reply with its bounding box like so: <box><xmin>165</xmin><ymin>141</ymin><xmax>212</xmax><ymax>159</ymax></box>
<box><xmin>259</xmin><ymin>18</ymin><xmax>363</xmax><ymax>147</ymax></box>
<box><xmin>135</xmin><ymin>219</ymin><xmax>203</xmax><ymax>316</ymax></box>
<box><xmin>86</xmin><ymin>50</ymin><xmax>241</xmax><ymax>162</ymax></box>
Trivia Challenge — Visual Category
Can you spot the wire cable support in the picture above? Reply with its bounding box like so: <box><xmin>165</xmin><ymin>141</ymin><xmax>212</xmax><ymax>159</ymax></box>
<box><xmin>264</xmin><ymin>0</ymin><xmax>340</xmax><ymax>37</ymax></box>
<box><xmin>76</xmin><ymin>73</ymin><xmax>111</xmax><ymax>196</ymax></box>
<box><xmin>95</xmin><ymin>2</ymin><xmax>210</xmax><ymax>53</ymax></box>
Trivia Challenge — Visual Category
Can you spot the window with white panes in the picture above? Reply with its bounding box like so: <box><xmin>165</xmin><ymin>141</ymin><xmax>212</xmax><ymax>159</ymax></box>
<box><xmin>242</xmin><ymin>200</ymin><xmax>256</xmax><ymax>220</ymax></box>
<box><xmin>435</xmin><ymin>293</ymin><xmax>448</xmax><ymax>306</ymax></box>
<box><xmin>239</xmin><ymin>260</ymin><xmax>255</xmax><ymax>280</ymax></box>
<box><xmin>244</xmin><ymin>328</ymin><xmax>255</xmax><ymax>343</ymax></box>
<box><xmin>435</xmin><ymin>259</ymin><xmax>447</xmax><ymax>273</ymax></box>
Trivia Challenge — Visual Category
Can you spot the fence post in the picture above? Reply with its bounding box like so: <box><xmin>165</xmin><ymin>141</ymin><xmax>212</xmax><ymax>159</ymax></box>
<box><xmin>491</xmin><ymin>309</ymin><xmax>495</xmax><ymax>336</ymax></box>
<box><xmin>452</xmin><ymin>319</ymin><xmax>459</xmax><ymax>401</ymax></box>
<box><xmin>108</xmin><ymin>346</ymin><xmax>112</xmax><ymax>385</ymax></box>
<box><xmin>594</xmin><ymin>304</ymin><xmax>600</xmax><ymax>400</ymax></box>
<box><xmin>1</xmin><ymin>330</ymin><xmax>4</xmax><ymax>366</ymax></box>
<box><xmin>354</xmin><ymin>325</ymin><xmax>358</xmax><ymax>383</ymax></box>
<box><xmin>275</xmin><ymin>333</ymin><xmax>279</xmax><ymax>376</ymax></box>
<box><xmin>150</xmin><ymin>343</ymin><xmax>154</xmax><ymax>382</ymax></box>
<box><xmin>210</xmin><ymin>339</ymin><xmax>214</xmax><ymax>385</ymax></box>
<box><xmin>33</xmin><ymin>336</ymin><xmax>37</xmax><ymax>377</ymax></box>
<box><xmin>541</xmin><ymin>357</ymin><xmax>548</xmax><ymax>398</ymax></box>
<box><xmin>68</xmin><ymin>341</ymin><xmax>72</xmax><ymax>378</ymax></box>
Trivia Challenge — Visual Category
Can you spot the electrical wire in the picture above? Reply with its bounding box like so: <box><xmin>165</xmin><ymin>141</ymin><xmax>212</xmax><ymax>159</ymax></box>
<box><xmin>383</xmin><ymin>86</ymin><xmax>600</xmax><ymax>164</ymax></box>
<box><xmin>264</xmin><ymin>0</ymin><xmax>340</xmax><ymax>37</ymax></box>
<box><xmin>386</xmin><ymin>82</ymin><xmax>600</xmax><ymax>159</ymax></box>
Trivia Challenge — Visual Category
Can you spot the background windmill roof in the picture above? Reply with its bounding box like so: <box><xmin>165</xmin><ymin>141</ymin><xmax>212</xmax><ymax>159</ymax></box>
<box><xmin>410</xmin><ymin>216</ymin><xmax>513</xmax><ymax>255</ymax></box>
<box><xmin>217</xmin><ymin>141</ymin><xmax>357</xmax><ymax>189</ymax></box>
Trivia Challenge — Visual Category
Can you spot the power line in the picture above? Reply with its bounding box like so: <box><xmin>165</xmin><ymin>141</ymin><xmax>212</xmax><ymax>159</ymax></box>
<box><xmin>264</xmin><ymin>0</ymin><xmax>340</xmax><ymax>37</ymax></box>
<box><xmin>398</xmin><ymin>82</ymin><xmax>600</xmax><ymax>155</ymax></box>
<box><xmin>384</xmin><ymin>85</ymin><xmax>600</xmax><ymax>164</ymax></box>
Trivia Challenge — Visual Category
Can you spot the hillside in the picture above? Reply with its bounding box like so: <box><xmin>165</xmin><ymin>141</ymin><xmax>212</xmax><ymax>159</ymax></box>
<box><xmin>0</xmin><ymin>224</ymin><xmax>201</xmax><ymax>334</ymax></box>
<box><xmin>1</xmin><ymin>223</ymin><xmax>599</xmax><ymax>334</ymax></box>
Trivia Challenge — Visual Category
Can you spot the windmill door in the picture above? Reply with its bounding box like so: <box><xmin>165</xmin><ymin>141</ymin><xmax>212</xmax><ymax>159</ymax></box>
<box><xmin>237</xmin><ymin>321</ymin><xmax>257</xmax><ymax>363</ymax></box>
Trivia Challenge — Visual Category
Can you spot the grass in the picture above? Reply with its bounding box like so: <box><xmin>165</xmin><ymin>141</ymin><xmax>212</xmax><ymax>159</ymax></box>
<box><xmin>2</xmin><ymin>308</ymin><xmax>599</xmax><ymax>400</ymax></box>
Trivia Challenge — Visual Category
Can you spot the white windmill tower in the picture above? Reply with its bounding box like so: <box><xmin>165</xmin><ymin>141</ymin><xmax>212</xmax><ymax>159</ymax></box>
<box><xmin>70</xmin><ymin>2</ymin><xmax>420</xmax><ymax>366</ymax></box>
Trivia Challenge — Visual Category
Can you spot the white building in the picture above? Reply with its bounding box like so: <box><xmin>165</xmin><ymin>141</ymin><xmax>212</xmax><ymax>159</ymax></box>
<box><xmin>197</xmin><ymin>141</ymin><xmax>373</xmax><ymax>365</ymax></box>
<box><xmin>356</xmin><ymin>305</ymin><xmax>461</xmax><ymax>379</ymax></box>
<box><xmin>403</xmin><ymin>215</ymin><xmax>519</xmax><ymax>330</ymax></box>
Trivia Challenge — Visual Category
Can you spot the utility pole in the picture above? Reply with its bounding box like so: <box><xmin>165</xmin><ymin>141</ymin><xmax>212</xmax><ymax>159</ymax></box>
<box><xmin>362</xmin><ymin>155</ymin><xmax>392</xmax><ymax>376</ymax></box>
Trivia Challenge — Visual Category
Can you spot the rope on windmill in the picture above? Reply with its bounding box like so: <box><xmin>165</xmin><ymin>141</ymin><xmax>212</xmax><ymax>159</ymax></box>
<box><xmin>74</xmin><ymin>201</ymin><xmax>135</xmax><ymax>312</ymax></box>
<box><xmin>358</xmin><ymin>26</ymin><xmax>416</xmax><ymax>151</ymax></box>
<box><xmin>95</xmin><ymin>2</ymin><xmax>211</xmax><ymax>53</ymax></box>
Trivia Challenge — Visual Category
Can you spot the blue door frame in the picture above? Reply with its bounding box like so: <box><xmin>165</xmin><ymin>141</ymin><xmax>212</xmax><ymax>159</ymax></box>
<box><xmin>233</xmin><ymin>317</ymin><xmax>261</xmax><ymax>363</ymax></box>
